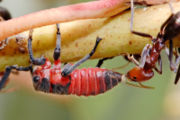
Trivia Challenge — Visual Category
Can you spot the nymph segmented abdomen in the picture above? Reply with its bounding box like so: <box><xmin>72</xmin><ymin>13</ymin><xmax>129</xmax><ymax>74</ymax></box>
<box><xmin>69</xmin><ymin>68</ymin><xmax>122</xmax><ymax>96</ymax></box>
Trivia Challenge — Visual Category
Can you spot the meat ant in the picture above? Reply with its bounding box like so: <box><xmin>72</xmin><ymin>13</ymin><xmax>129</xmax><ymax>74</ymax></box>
<box><xmin>97</xmin><ymin>1</ymin><xmax>180</xmax><ymax>88</ymax></box>
<box><xmin>126</xmin><ymin>0</ymin><xmax>180</xmax><ymax>87</ymax></box>
<box><xmin>0</xmin><ymin>24</ymin><xmax>124</xmax><ymax>96</ymax></box>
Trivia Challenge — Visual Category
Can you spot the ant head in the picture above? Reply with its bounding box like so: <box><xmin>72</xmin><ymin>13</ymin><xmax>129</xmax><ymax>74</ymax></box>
<box><xmin>126</xmin><ymin>67</ymin><xmax>153</xmax><ymax>82</ymax></box>
<box><xmin>126</xmin><ymin>67</ymin><xmax>141</xmax><ymax>82</ymax></box>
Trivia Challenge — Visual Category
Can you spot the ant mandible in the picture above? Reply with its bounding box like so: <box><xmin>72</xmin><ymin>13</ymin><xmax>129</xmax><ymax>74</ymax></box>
<box><xmin>0</xmin><ymin>24</ymin><xmax>124</xmax><ymax>96</ymax></box>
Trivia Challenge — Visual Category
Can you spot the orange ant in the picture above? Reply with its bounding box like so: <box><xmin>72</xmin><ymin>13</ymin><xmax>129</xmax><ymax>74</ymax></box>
<box><xmin>126</xmin><ymin>0</ymin><xmax>180</xmax><ymax>88</ymax></box>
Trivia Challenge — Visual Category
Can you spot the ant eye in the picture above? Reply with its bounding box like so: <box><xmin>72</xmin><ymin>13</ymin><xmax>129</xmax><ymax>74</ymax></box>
<box><xmin>33</xmin><ymin>76</ymin><xmax>40</xmax><ymax>83</ymax></box>
<box><xmin>133</xmin><ymin>76</ymin><xmax>137</xmax><ymax>80</ymax></box>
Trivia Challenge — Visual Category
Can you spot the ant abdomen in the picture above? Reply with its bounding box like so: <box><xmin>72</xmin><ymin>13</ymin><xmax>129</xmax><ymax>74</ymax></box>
<box><xmin>163</xmin><ymin>12</ymin><xmax>180</xmax><ymax>42</ymax></box>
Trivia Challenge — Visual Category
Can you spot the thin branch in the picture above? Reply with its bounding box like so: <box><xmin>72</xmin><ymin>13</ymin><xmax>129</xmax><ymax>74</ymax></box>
<box><xmin>0</xmin><ymin>0</ymin><xmax>177</xmax><ymax>41</ymax></box>
<box><xmin>0</xmin><ymin>0</ymin><xmax>130</xmax><ymax>41</ymax></box>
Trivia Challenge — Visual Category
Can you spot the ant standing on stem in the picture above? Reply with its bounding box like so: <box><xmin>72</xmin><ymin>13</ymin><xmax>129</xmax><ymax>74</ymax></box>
<box><xmin>126</xmin><ymin>0</ymin><xmax>180</xmax><ymax>87</ymax></box>
<box><xmin>0</xmin><ymin>24</ymin><xmax>125</xmax><ymax>96</ymax></box>
<box><xmin>97</xmin><ymin>1</ymin><xmax>180</xmax><ymax>88</ymax></box>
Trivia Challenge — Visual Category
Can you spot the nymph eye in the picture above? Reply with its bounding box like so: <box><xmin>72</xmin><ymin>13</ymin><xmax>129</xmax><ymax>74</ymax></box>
<box><xmin>33</xmin><ymin>76</ymin><xmax>40</xmax><ymax>83</ymax></box>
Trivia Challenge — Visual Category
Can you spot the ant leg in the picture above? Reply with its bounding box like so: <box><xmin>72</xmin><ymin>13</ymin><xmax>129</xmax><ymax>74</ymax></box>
<box><xmin>168</xmin><ymin>39</ymin><xmax>175</xmax><ymax>71</ymax></box>
<box><xmin>0</xmin><ymin>65</ymin><xmax>32</xmax><ymax>90</ymax></box>
<box><xmin>173</xmin><ymin>48</ymin><xmax>179</xmax><ymax>59</ymax></box>
<box><xmin>130</xmin><ymin>0</ymin><xmax>153</xmax><ymax>41</ymax></box>
<box><xmin>28</xmin><ymin>29</ymin><xmax>46</xmax><ymax>65</ymax></box>
<box><xmin>175</xmin><ymin>57</ymin><xmax>180</xmax><ymax>68</ymax></box>
<box><xmin>174</xmin><ymin>64</ymin><xmax>180</xmax><ymax>84</ymax></box>
<box><xmin>165</xmin><ymin>40</ymin><xmax>176</xmax><ymax>71</ymax></box>
<box><xmin>62</xmin><ymin>37</ymin><xmax>102</xmax><ymax>76</ymax></box>
<box><xmin>112</xmin><ymin>54</ymin><xmax>141</xmax><ymax>70</ymax></box>
<box><xmin>96</xmin><ymin>57</ymin><xmax>114</xmax><ymax>67</ymax></box>
<box><xmin>131</xmin><ymin>30</ymin><xmax>153</xmax><ymax>40</ymax></box>
<box><xmin>172</xmin><ymin>52</ymin><xmax>180</xmax><ymax>72</ymax></box>
<box><xmin>53</xmin><ymin>24</ymin><xmax>61</xmax><ymax>61</ymax></box>
<box><xmin>165</xmin><ymin>46</ymin><xmax>180</xmax><ymax>84</ymax></box>
<box><xmin>139</xmin><ymin>44</ymin><xmax>151</xmax><ymax>68</ymax></box>
<box><xmin>174</xmin><ymin>48</ymin><xmax>180</xmax><ymax>84</ymax></box>
<box><xmin>124</xmin><ymin>54</ymin><xmax>140</xmax><ymax>62</ymax></box>
<box><xmin>126</xmin><ymin>54</ymin><xmax>140</xmax><ymax>66</ymax></box>
<box><xmin>175</xmin><ymin>48</ymin><xmax>180</xmax><ymax>67</ymax></box>
<box><xmin>154</xmin><ymin>55</ymin><xmax>162</xmax><ymax>74</ymax></box>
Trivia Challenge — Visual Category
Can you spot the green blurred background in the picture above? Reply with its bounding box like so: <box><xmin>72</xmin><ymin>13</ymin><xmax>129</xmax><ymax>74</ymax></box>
<box><xmin>0</xmin><ymin>0</ymin><xmax>179</xmax><ymax>120</ymax></box>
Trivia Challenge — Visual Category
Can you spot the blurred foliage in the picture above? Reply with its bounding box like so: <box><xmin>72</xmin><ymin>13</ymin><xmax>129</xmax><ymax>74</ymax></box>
<box><xmin>0</xmin><ymin>0</ymin><xmax>177</xmax><ymax>120</ymax></box>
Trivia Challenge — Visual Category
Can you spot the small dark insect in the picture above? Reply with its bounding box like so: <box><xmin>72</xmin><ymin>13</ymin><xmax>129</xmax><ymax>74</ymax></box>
<box><xmin>0</xmin><ymin>6</ymin><xmax>11</xmax><ymax>20</ymax></box>
<box><xmin>126</xmin><ymin>0</ymin><xmax>180</xmax><ymax>87</ymax></box>
<box><xmin>0</xmin><ymin>0</ymin><xmax>11</xmax><ymax>21</ymax></box>
<box><xmin>0</xmin><ymin>5</ymin><xmax>11</xmax><ymax>50</ymax></box>
<box><xmin>0</xmin><ymin>24</ymin><xmax>124</xmax><ymax>96</ymax></box>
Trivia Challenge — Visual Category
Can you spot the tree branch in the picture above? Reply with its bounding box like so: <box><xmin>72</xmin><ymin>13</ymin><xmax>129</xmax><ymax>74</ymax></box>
<box><xmin>0</xmin><ymin>0</ymin><xmax>177</xmax><ymax>41</ymax></box>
